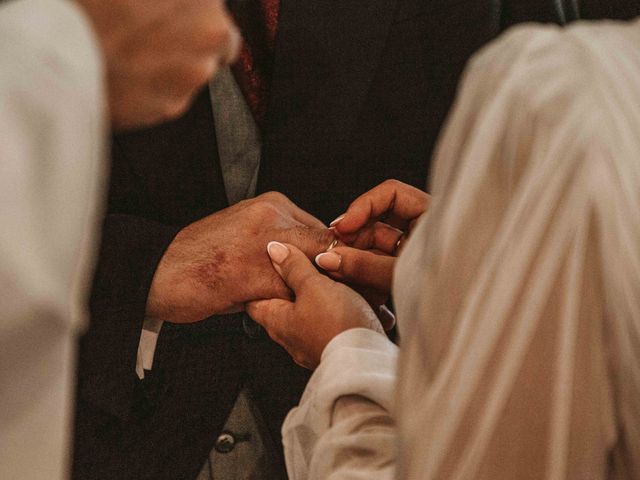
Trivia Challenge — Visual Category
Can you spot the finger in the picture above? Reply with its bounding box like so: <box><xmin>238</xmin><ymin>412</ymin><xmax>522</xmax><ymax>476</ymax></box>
<box><xmin>315</xmin><ymin>247</ymin><xmax>395</xmax><ymax>293</ymax></box>
<box><xmin>337</xmin><ymin>222</ymin><xmax>404</xmax><ymax>255</ymax></box>
<box><xmin>281</xmin><ymin>227</ymin><xmax>343</xmax><ymax>259</ymax></box>
<box><xmin>332</xmin><ymin>180</ymin><xmax>429</xmax><ymax>234</ymax></box>
<box><xmin>289</xmin><ymin>206</ymin><xmax>326</xmax><ymax>230</ymax></box>
<box><xmin>266</xmin><ymin>242</ymin><xmax>329</xmax><ymax>294</ymax></box>
<box><xmin>246</xmin><ymin>298</ymin><xmax>293</xmax><ymax>341</ymax></box>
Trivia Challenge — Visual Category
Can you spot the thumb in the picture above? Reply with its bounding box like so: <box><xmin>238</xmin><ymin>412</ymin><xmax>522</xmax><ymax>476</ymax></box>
<box><xmin>266</xmin><ymin>241</ymin><xmax>328</xmax><ymax>294</ymax></box>
<box><xmin>246</xmin><ymin>298</ymin><xmax>293</xmax><ymax>334</ymax></box>
<box><xmin>315</xmin><ymin>246</ymin><xmax>395</xmax><ymax>293</ymax></box>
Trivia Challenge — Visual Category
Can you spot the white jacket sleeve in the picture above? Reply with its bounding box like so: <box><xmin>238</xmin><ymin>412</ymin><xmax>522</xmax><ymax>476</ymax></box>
<box><xmin>0</xmin><ymin>0</ymin><xmax>105</xmax><ymax>334</ymax></box>
<box><xmin>282</xmin><ymin>328</ymin><xmax>399</xmax><ymax>480</ymax></box>
<box><xmin>0</xmin><ymin>1</ymin><xmax>106</xmax><ymax>479</ymax></box>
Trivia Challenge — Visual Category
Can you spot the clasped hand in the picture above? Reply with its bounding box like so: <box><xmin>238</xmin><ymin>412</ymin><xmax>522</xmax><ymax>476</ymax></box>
<box><xmin>145</xmin><ymin>182</ymin><xmax>428</xmax><ymax>369</ymax></box>
<box><xmin>146</xmin><ymin>192</ymin><xmax>337</xmax><ymax>323</ymax></box>
<box><xmin>248</xmin><ymin>180</ymin><xmax>430</xmax><ymax>369</ymax></box>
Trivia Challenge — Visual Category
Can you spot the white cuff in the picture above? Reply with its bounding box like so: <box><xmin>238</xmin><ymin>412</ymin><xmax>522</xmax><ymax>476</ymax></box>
<box><xmin>320</xmin><ymin>327</ymin><xmax>394</xmax><ymax>363</ymax></box>
<box><xmin>135</xmin><ymin>319</ymin><xmax>164</xmax><ymax>379</ymax></box>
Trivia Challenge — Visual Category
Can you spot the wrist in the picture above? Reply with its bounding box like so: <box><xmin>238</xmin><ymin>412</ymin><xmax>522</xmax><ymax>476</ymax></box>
<box><xmin>145</xmin><ymin>266</ymin><xmax>216</xmax><ymax>323</ymax></box>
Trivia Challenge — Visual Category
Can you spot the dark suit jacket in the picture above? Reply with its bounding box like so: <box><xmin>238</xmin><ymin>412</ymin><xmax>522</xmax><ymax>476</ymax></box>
<box><xmin>72</xmin><ymin>1</ymin><xmax>638</xmax><ymax>479</ymax></box>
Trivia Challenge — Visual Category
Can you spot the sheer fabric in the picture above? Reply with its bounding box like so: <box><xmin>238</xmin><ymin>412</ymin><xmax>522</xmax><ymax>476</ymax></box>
<box><xmin>395</xmin><ymin>20</ymin><xmax>640</xmax><ymax>480</ymax></box>
<box><xmin>283</xmin><ymin>19</ymin><xmax>640</xmax><ymax>480</ymax></box>
<box><xmin>0</xmin><ymin>1</ymin><xmax>105</xmax><ymax>478</ymax></box>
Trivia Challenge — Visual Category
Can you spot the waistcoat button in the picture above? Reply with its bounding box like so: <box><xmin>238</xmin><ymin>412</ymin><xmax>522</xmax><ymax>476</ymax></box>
<box><xmin>214</xmin><ymin>432</ymin><xmax>236</xmax><ymax>453</ymax></box>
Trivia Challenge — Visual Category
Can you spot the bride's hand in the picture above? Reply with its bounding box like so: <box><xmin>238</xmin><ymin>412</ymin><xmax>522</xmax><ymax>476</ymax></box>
<box><xmin>316</xmin><ymin>180</ymin><xmax>430</xmax><ymax>293</ymax></box>
<box><xmin>246</xmin><ymin>241</ymin><xmax>385</xmax><ymax>369</ymax></box>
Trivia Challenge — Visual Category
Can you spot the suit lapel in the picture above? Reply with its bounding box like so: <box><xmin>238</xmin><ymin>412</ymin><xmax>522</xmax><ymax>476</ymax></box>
<box><xmin>258</xmin><ymin>0</ymin><xmax>399</xmax><ymax>191</ymax></box>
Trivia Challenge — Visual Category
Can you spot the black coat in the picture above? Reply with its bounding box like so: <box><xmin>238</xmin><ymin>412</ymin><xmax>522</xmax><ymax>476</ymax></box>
<box><xmin>73</xmin><ymin>1</ymin><xmax>638</xmax><ymax>479</ymax></box>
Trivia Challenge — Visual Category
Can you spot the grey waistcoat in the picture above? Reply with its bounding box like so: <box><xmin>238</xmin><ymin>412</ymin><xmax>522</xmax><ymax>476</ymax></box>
<box><xmin>196</xmin><ymin>68</ymin><xmax>279</xmax><ymax>480</ymax></box>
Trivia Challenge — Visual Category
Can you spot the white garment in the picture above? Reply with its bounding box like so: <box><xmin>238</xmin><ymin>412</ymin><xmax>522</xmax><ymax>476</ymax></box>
<box><xmin>283</xmin><ymin>19</ymin><xmax>640</xmax><ymax>480</ymax></box>
<box><xmin>0</xmin><ymin>1</ymin><xmax>106</xmax><ymax>479</ymax></box>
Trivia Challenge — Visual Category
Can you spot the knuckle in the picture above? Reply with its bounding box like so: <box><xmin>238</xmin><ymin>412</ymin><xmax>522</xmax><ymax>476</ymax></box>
<box><xmin>249</xmin><ymin>199</ymin><xmax>278</xmax><ymax>219</ymax></box>
<box><xmin>261</xmin><ymin>191</ymin><xmax>287</xmax><ymax>204</ymax></box>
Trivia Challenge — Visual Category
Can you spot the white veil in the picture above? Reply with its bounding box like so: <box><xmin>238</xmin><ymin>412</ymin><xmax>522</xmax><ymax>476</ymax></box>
<box><xmin>394</xmin><ymin>20</ymin><xmax>640</xmax><ymax>480</ymax></box>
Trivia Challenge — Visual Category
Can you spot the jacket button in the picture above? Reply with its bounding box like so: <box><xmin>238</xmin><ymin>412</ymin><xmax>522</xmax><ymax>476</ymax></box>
<box><xmin>214</xmin><ymin>432</ymin><xmax>236</xmax><ymax>453</ymax></box>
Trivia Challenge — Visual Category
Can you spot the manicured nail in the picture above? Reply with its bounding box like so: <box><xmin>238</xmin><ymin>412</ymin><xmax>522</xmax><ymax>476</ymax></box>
<box><xmin>315</xmin><ymin>252</ymin><xmax>342</xmax><ymax>271</ymax></box>
<box><xmin>329</xmin><ymin>214</ymin><xmax>345</xmax><ymax>227</ymax></box>
<box><xmin>267</xmin><ymin>241</ymin><xmax>290</xmax><ymax>264</ymax></box>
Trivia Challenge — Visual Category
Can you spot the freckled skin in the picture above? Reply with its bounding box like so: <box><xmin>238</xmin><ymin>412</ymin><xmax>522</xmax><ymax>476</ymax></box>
<box><xmin>193</xmin><ymin>249</ymin><xmax>226</xmax><ymax>292</ymax></box>
<box><xmin>146</xmin><ymin>192</ymin><xmax>337</xmax><ymax>324</ymax></box>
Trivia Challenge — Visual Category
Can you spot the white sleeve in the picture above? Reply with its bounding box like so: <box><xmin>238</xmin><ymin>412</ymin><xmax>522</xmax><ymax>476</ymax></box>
<box><xmin>0</xmin><ymin>0</ymin><xmax>106</xmax><ymax>334</ymax></box>
<box><xmin>282</xmin><ymin>328</ymin><xmax>398</xmax><ymax>480</ymax></box>
<box><xmin>393</xmin><ymin>23</ymin><xmax>640</xmax><ymax>479</ymax></box>
<box><xmin>0</xmin><ymin>1</ymin><xmax>106</xmax><ymax>479</ymax></box>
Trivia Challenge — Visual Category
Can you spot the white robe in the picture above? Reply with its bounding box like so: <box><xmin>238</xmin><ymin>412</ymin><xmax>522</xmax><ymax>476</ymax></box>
<box><xmin>283</xmin><ymin>19</ymin><xmax>640</xmax><ymax>480</ymax></box>
<box><xmin>0</xmin><ymin>1</ymin><xmax>105</xmax><ymax>478</ymax></box>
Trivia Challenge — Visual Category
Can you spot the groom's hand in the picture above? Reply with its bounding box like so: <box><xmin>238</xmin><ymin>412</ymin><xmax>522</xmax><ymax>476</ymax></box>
<box><xmin>145</xmin><ymin>192</ymin><xmax>337</xmax><ymax>324</ymax></box>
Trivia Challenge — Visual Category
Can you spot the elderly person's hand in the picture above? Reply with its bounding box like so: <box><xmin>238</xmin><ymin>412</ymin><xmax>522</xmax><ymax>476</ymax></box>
<box><xmin>317</xmin><ymin>180</ymin><xmax>430</xmax><ymax>295</ymax></box>
<box><xmin>145</xmin><ymin>192</ymin><xmax>338</xmax><ymax>324</ymax></box>
<box><xmin>247</xmin><ymin>242</ymin><xmax>386</xmax><ymax>369</ymax></box>
<box><xmin>75</xmin><ymin>0</ymin><xmax>240</xmax><ymax>129</ymax></box>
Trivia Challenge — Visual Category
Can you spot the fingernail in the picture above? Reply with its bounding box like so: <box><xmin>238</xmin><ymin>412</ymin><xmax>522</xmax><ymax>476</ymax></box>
<box><xmin>267</xmin><ymin>241</ymin><xmax>290</xmax><ymax>264</ymax></box>
<box><xmin>315</xmin><ymin>252</ymin><xmax>342</xmax><ymax>271</ymax></box>
<box><xmin>329</xmin><ymin>214</ymin><xmax>345</xmax><ymax>227</ymax></box>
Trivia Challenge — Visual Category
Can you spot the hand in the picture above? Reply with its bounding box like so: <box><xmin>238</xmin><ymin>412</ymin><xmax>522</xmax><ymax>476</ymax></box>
<box><xmin>145</xmin><ymin>192</ymin><xmax>337</xmax><ymax>324</ymax></box>
<box><xmin>316</xmin><ymin>180</ymin><xmax>430</xmax><ymax>294</ymax></box>
<box><xmin>75</xmin><ymin>0</ymin><xmax>240</xmax><ymax>129</ymax></box>
<box><xmin>247</xmin><ymin>242</ymin><xmax>385</xmax><ymax>369</ymax></box>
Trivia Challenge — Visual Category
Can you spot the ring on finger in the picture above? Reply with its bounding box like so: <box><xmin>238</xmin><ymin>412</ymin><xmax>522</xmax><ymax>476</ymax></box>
<box><xmin>393</xmin><ymin>233</ymin><xmax>406</xmax><ymax>256</ymax></box>
<box><xmin>327</xmin><ymin>238</ymin><xmax>339</xmax><ymax>251</ymax></box>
